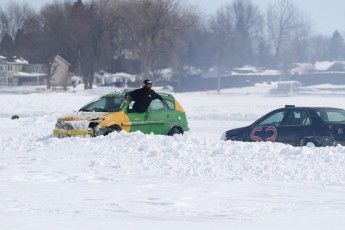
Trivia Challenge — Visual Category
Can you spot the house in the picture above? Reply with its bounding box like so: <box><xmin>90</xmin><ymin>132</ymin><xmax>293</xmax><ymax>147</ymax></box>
<box><xmin>50</xmin><ymin>55</ymin><xmax>71</xmax><ymax>88</ymax></box>
<box><xmin>0</xmin><ymin>54</ymin><xmax>71</xmax><ymax>88</ymax></box>
<box><xmin>0</xmin><ymin>56</ymin><xmax>27</xmax><ymax>85</ymax></box>
<box><xmin>0</xmin><ymin>55</ymin><xmax>48</xmax><ymax>86</ymax></box>
<box><xmin>313</xmin><ymin>61</ymin><xmax>345</xmax><ymax>73</ymax></box>
<box><xmin>94</xmin><ymin>70</ymin><xmax>136</xmax><ymax>88</ymax></box>
<box><xmin>13</xmin><ymin>63</ymin><xmax>49</xmax><ymax>85</ymax></box>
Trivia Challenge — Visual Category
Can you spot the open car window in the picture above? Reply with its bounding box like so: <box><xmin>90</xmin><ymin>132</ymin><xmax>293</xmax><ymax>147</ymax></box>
<box><xmin>284</xmin><ymin>110</ymin><xmax>311</xmax><ymax>126</ymax></box>
<box><xmin>148</xmin><ymin>99</ymin><xmax>166</xmax><ymax>111</ymax></box>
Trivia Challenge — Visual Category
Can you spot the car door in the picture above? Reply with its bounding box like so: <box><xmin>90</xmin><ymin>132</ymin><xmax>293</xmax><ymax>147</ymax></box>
<box><xmin>126</xmin><ymin>113</ymin><xmax>151</xmax><ymax>134</ymax></box>
<box><xmin>146</xmin><ymin>99</ymin><xmax>170</xmax><ymax>135</ymax></box>
<box><xmin>125</xmin><ymin>100</ymin><xmax>170</xmax><ymax>134</ymax></box>
<box><xmin>249</xmin><ymin>110</ymin><xmax>286</xmax><ymax>143</ymax></box>
<box><xmin>279</xmin><ymin>109</ymin><xmax>313</xmax><ymax>146</ymax></box>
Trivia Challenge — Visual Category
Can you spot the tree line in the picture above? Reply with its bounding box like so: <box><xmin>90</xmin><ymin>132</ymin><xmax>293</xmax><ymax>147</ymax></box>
<box><xmin>0</xmin><ymin>0</ymin><xmax>344</xmax><ymax>89</ymax></box>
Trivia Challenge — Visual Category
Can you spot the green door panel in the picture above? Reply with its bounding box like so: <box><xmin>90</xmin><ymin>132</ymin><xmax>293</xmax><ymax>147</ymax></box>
<box><xmin>123</xmin><ymin>100</ymin><xmax>167</xmax><ymax>134</ymax></box>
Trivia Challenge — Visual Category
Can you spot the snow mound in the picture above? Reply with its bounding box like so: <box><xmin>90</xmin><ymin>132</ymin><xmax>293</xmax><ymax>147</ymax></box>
<box><xmin>2</xmin><ymin>127</ymin><xmax>345</xmax><ymax>186</ymax></box>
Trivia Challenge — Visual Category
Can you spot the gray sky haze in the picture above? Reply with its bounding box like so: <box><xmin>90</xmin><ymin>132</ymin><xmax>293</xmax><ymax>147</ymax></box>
<box><xmin>189</xmin><ymin>0</ymin><xmax>345</xmax><ymax>35</ymax></box>
<box><xmin>2</xmin><ymin>0</ymin><xmax>345</xmax><ymax>35</ymax></box>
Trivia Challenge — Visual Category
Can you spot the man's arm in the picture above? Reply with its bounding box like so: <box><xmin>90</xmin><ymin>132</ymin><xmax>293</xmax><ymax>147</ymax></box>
<box><xmin>124</xmin><ymin>92</ymin><xmax>131</xmax><ymax>100</ymax></box>
<box><xmin>151</xmin><ymin>90</ymin><xmax>166</xmax><ymax>105</ymax></box>
<box><xmin>125</xmin><ymin>89</ymin><xmax>139</xmax><ymax>100</ymax></box>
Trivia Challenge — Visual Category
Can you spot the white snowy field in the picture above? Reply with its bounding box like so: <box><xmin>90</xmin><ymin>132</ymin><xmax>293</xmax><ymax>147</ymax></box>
<box><xmin>1</xmin><ymin>84</ymin><xmax>345</xmax><ymax>230</ymax></box>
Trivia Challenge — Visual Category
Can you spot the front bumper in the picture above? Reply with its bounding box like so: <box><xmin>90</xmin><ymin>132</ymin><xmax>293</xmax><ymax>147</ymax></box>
<box><xmin>53</xmin><ymin>129</ymin><xmax>91</xmax><ymax>137</ymax></box>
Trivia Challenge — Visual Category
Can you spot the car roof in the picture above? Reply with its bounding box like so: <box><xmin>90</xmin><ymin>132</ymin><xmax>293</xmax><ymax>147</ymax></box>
<box><xmin>281</xmin><ymin>105</ymin><xmax>344</xmax><ymax>110</ymax></box>
<box><xmin>103</xmin><ymin>91</ymin><xmax>176</xmax><ymax>101</ymax></box>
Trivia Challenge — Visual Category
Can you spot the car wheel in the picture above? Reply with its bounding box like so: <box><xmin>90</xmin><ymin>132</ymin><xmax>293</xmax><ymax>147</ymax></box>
<box><xmin>305</xmin><ymin>141</ymin><xmax>316</xmax><ymax>147</ymax></box>
<box><xmin>103</xmin><ymin>125</ymin><xmax>122</xmax><ymax>136</ymax></box>
<box><xmin>302</xmin><ymin>137</ymin><xmax>320</xmax><ymax>147</ymax></box>
<box><xmin>168</xmin><ymin>127</ymin><xmax>182</xmax><ymax>136</ymax></box>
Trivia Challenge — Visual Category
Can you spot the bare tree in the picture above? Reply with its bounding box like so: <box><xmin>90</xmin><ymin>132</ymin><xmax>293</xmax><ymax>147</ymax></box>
<box><xmin>118</xmin><ymin>0</ymin><xmax>196</xmax><ymax>80</ymax></box>
<box><xmin>308</xmin><ymin>35</ymin><xmax>329</xmax><ymax>62</ymax></box>
<box><xmin>39</xmin><ymin>0</ymin><xmax>100</xmax><ymax>89</ymax></box>
<box><xmin>266</xmin><ymin>0</ymin><xmax>311</xmax><ymax>71</ymax></box>
<box><xmin>15</xmin><ymin>9</ymin><xmax>44</xmax><ymax>58</ymax></box>
<box><xmin>92</xmin><ymin>0</ymin><xmax>134</xmax><ymax>73</ymax></box>
<box><xmin>210</xmin><ymin>0</ymin><xmax>264</xmax><ymax>70</ymax></box>
<box><xmin>0</xmin><ymin>33</ymin><xmax>14</xmax><ymax>57</ymax></box>
<box><xmin>231</xmin><ymin>0</ymin><xmax>264</xmax><ymax>66</ymax></box>
<box><xmin>70</xmin><ymin>0</ymin><xmax>99</xmax><ymax>89</ymax></box>
<box><xmin>0</xmin><ymin>2</ymin><xmax>34</xmax><ymax>55</ymax></box>
<box><xmin>0</xmin><ymin>6</ymin><xmax>4</xmax><ymax>40</ymax></box>
<box><xmin>40</xmin><ymin>2</ymin><xmax>70</xmax><ymax>89</ymax></box>
<box><xmin>209</xmin><ymin>4</ymin><xmax>235</xmax><ymax>72</ymax></box>
<box><xmin>328</xmin><ymin>30</ymin><xmax>345</xmax><ymax>61</ymax></box>
<box><xmin>179</xmin><ymin>18</ymin><xmax>215</xmax><ymax>72</ymax></box>
<box><xmin>47</xmin><ymin>59</ymin><xmax>59</xmax><ymax>90</ymax></box>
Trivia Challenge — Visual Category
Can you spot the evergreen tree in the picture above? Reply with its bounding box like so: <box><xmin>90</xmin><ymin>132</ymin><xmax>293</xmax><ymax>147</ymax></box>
<box><xmin>0</xmin><ymin>33</ymin><xmax>15</xmax><ymax>58</ymax></box>
<box><xmin>328</xmin><ymin>30</ymin><xmax>345</xmax><ymax>61</ymax></box>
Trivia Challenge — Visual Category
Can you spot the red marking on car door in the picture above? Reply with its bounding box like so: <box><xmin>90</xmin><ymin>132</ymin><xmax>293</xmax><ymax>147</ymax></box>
<box><xmin>250</xmin><ymin>126</ymin><xmax>277</xmax><ymax>142</ymax></box>
<box><xmin>265</xmin><ymin>126</ymin><xmax>277</xmax><ymax>142</ymax></box>
<box><xmin>250</xmin><ymin>127</ymin><xmax>263</xmax><ymax>142</ymax></box>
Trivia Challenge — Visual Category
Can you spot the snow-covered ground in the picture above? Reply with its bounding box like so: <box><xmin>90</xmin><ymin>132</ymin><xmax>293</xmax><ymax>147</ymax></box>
<box><xmin>1</xmin><ymin>84</ymin><xmax>345</xmax><ymax>230</ymax></box>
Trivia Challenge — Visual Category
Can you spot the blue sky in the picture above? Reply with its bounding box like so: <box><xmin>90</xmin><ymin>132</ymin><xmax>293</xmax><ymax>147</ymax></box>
<box><xmin>2</xmin><ymin>0</ymin><xmax>345</xmax><ymax>35</ymax></box>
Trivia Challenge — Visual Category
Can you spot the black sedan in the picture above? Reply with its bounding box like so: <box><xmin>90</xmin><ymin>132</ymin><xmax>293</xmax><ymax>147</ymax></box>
<box><xmin>221</xmin><ymin>105</ymin><xmax>345</xmax><ymax>147</ymax></box>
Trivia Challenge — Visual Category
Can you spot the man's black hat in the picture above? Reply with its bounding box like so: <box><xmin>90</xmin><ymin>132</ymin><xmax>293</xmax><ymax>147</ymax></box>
<box><xmin>143</xmin><ymin>79</ymin><xmax>152</xmax><ymax>85</ymax></box>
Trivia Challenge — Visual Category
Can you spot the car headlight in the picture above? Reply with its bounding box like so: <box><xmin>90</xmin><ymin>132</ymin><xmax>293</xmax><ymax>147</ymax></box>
<box><xmin>55</xmin><ymin>121</ymin><xmax>64</xmax><ymax>129</ymax></box>
<box><xmin>54</xmin><ymin>121</ymin><xmax>74</xmax><ymax>130</ymax></box>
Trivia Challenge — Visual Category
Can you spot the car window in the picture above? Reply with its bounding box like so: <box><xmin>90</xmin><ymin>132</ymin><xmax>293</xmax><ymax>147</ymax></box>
<box><xmin>258</xmin><ymin>111</ymin><xmax>285</xmax><ymax>126</ymax></box>
<box><xmin>166</xmin><ymin>100</ymin><xmax>175</xmax><ymax>110</ymax></box>
<box><xmin>148</xmin><ymin>99</ymin><xmax>165</xmax><ymax>111</ymax></box>
<box><xmin>284</xmin><ymin>110</ymin><xmax>311</xmax><ymax>126</ymax></box>
<box><xmin>316</xmin><ymin>109</ymin><xmax>345</xmax><ymax>122</ymax></box>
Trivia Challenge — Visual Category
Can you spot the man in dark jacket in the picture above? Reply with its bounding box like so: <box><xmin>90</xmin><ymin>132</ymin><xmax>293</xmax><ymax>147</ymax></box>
<box><xmin>125</xmin><ymin>79</ymin><xmax>165</xmax><ymax>113</ymax></box>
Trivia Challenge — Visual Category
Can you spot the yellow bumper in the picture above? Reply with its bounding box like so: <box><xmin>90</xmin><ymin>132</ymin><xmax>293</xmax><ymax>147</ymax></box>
<box><xmin>53</xmin><ymin>129</ymin><xmax>91</xmax><ymax>137</ymax></box>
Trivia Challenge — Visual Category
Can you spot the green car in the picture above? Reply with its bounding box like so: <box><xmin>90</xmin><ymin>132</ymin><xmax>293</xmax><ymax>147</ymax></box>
<box><xmin>53</xmin><ymin>92</ymin><xmax>189</xmax><ymax>137</ymax></box>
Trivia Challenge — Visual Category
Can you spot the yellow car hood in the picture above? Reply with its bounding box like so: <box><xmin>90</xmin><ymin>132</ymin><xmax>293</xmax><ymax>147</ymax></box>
<box><xmin>57</xmin><ymin>112</ymin><xmax>109</xmax><ymax>121</ymax></box>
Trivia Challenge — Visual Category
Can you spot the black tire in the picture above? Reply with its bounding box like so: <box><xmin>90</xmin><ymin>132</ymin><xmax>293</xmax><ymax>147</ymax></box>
<box><xmin>167</xmin><ymin>127</ymin><xmax>182</xmax><ymax>136</ymax></box>
<box><xmin>103</xmin><ymin>125</ymin><xmax>122</xmax><ymax>136</ymax></box>
<box><xmin>301</xmin><ymin>137</ymin><xmax>320</xmax><ymax>147</ymax></box>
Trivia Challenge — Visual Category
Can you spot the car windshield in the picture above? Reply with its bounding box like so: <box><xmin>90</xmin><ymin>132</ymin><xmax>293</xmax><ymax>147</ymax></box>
<box><xmin>79</xmin><ymin>96</ymin><xmax>125</xmax><ymax>112</ymax></box>
<box><xmin>315</xmin><ymin>108</ymin><xmax>345</xmax><ymax>122</ymax></box>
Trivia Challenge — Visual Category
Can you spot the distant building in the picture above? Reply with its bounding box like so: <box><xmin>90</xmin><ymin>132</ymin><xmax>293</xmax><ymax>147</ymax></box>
<box><xmin>94</xmin><ymin>70</ymin><xmax>136</xmax><ymax>88</ymax></box>
<box><xmin>50</xmin><ymin>55</ymin><xmax>71</xmax><ymax>88</ymax></box>
<box><xmin>273</xmin><ymin>81</ymin><xmax>302</xmax><ymax>94</ymax></box>
<box><xmin>313</xmin><ymin>61</ymin><xmax>345</xmax><ymax>72</ymax></box>
<box><xmin>0</xmin><ymin>54</ymin><xmax>71</xmax><ymax>88</ymax></box>
<box><xmin>0</xmin><ymin>55</ymin><xmax>48</xmax><ymax>86</ymax></box>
